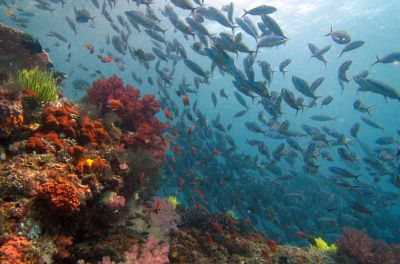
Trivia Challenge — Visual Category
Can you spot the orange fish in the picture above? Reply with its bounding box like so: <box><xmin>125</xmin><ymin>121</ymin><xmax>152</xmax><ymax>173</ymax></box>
<box><xmin>163</xmin><ymin>108</ymin><xmax>174</xmax><ymax>120</ymax></box>
<box><xmin>101</xmin><ymin>56</ymin><xmax>113</xmax><ymax>63</ymax></box>
<box><xmin>107</xmin><ymin>98</ymin><xmax>123</xmax><ymax>110</ymax></box>
<box><xmin>154</xmin><ymin>201</ymin><xmax>161</xmax><ymax>214</ymax></box>
<box><xmin>171</xmin><ymin>130</ymin><xmax>180</xmax><ymax>138</ymax></box>
<box><xmin>213</xmin><ymin>149</ymin><xmax>221</xmax><ymax>156</ymax></box>
<box><xmin>139</xmin><ymin>172</ymin><xmax>145</xmax><ymax>187</ymax></box>
<box><xmin>22</xmin><ymin>89</ymin><xmax>37</xmax><ymax>97</ymax></box>
<box><xmin>182</xmin><ymin>95</ymin><xmax>190</xmax><ymax>106</ymax></box>
<box><xmin>295</xmin><ymin>231</ymin><xmax>306</xmax><ymax>238</ymax></box>
<box><xmin>171</xmin><ymin>146</ymin><xmax>181</xmax><ymax>154</ymax></box>
<box><xmin>84</xmin><ymin>43</ymin><xmax>94</xmax><ymax>54</ymax></box>
<box><xmin>212</xmin><ymin>222</ymin><xmax>224</xmax><ymax>235</ymax></box>
<box><xmin>187</xmin><ymin>124</ymin><xmax>196</xmax><ymax>134</ymax></box>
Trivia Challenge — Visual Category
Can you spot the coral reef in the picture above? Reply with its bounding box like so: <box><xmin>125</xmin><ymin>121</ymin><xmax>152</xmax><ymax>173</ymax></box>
<box><xmin>0</xmin><ymin>89</ymin><xmax>24</xmax><ymax>139</ymax></box>
<box><xmin>0</xmin><ymin>236</ymin><xmax>35</xmax><ymax>263</ymax></box>
<box><xmin>123</xmin><ymin>236</ymin><xmax>169</xmax><ymax>264</ymax></box>
<box><xmin>0</xmin><ymin>23</ymin><xmax>52</xmax><ymax>75</ymax></box>
<box><xmin>336</xmin><ymin>228</ymin><xmax>400</xmax><ymax>264</ymax></box>
<box><xmin>88</xmin><ymin>75</ymin><xmax>168</xmax><ymax>162</ymax></box>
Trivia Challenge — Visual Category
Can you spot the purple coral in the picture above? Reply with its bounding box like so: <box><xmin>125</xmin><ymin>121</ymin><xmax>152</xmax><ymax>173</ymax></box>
<box><xmin>336</xmin><ymin>228</ymin><xmax>400</xmax><ymax>264</ymax></box>
<box><xmin>123</xmin><ymin>236</ymin><xmax>169</xmax><ymax>264</ymax></box>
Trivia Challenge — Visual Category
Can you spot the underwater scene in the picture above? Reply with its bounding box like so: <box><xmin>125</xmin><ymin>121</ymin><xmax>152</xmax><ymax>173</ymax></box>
<box><xmin>0</xmin><ymin>0</ymin><xmax>400</xmax><ymax>263</ymax></box>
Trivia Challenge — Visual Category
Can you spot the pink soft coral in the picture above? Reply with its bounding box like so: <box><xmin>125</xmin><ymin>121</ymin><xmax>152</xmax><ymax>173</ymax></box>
<box><xmin>148</xmin><ymin>197</ymin><xmax>180</xmax><ymax>236</ymax></box>
<box><xmin>123</xmin><ymin>236</ymin><xmax>169</xmax><ymax>264</ymax></box>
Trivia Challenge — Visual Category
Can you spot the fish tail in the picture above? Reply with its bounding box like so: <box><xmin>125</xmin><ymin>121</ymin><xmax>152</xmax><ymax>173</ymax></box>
<box><xmin>242</xmin><ymin>9</ymin><xmax>247</xmax><ymax>18</ymax></box>
<box><xmin>367</xmin><ymin>106</ymin><xmax>374</xmax><ymax>115</ymax></box>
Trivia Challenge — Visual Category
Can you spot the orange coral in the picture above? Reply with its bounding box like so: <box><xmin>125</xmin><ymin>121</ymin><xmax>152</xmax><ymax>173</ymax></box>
<box><xmin>67</xmin><ymin>145</ymin><xmax>85</xmax><ymax>161</ymax></box>
<box><xmin>26</xmin><ymin>131</ymin><xmax>64</xmax><ymax>152</ymax></box>
<box><xmin>38</xmin><ymin>178</ymin><xmax>81</xmax><ymax>213</ymax></box>
<box><xmin>0</xmin><ymin>236</ymin><xmax>32</xmax><ymax>264</ymax></box>
<box><xmin>78</xmin><ymin>116</ymin><xmax>109</xmax><ymax>147</ymax></box>
<box><xmin>44</xmin><ymin>105</ymin><xmax>79</xmax><ymax>138</ymax></box>
<box><xmin>76</xmin><ymin>157</ymin><xmax>107</xmax><ymax>174</ymax></box>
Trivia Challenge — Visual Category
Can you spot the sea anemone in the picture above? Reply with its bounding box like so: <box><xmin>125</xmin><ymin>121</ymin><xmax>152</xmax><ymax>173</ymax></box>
<box><xmin>16</xmin><ymin>67</ymin><xmax>59</xmax><ymax>103</ymax></box>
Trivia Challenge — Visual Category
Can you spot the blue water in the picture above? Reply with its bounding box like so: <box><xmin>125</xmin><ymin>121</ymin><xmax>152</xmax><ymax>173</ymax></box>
<box><xmin>1</xmin><ymin>0</ymin><xmax>399</xmax><ymax>244</ymax></box>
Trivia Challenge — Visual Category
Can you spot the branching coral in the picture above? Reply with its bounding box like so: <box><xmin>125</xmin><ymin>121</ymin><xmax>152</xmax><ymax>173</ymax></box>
<box><xmin>17</xmin><ymin>67</ymin><xmax>59</xmax><ymax>103</ymax></box>
<box><xmin>123</xmin><ymin>236</ymin><xmax>169</xmax><ymax>264</ymax></box>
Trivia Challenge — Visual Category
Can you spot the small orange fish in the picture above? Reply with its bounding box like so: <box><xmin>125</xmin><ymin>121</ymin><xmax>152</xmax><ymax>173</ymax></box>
<box><xmin>84</xmin><ymin>43</ymin><xmax>94</xmax><ymax>54</ymax></box>
<box><xmin>213</xmin><ymin>149</ymin><xmax>221</xmax><ymax>156</ymax></box>
<box><xmin>182</xmin><ymin>95</ymin><xmax>190</xmax><ymax>106</ymax></box>
<box><xmin>295</xmin><ymin>231</ymin><xmax>306</xmax><ymax>238</ymax></box>
<box><xmin>154</xmin><ymin>201</ymin><xmax>161</xmax><ymax>214</ymax></box>
<box><xmin>139</xmin><ymin>172</ymin><xmax>145</xmax><ymax>187</ymax></box>
<box><xmin>194</xmin><ymin>201</ymin><xmax>202</xmax><ymax>208</ymax></box>
<box><xmin>171</xmin><ymin>130</ymin><xmax>180</xmax><ymax>138</ymax></box>
<box><xmin>187</xmin><ymin>124</ymin><xmax>196</xmax><ymax>134</ymax></box>
<box><xmin>212</xmin><ymin>222</ymin><xmax>224</xmax><ymax>235</ymax></box>
<box><xmin>171</xmin><ymin>146</ymin><xmax>181</xmax><ymax>154</ymax></box>
<box><xmin>22</xmin><ymin>89</ymin><xmax>37</xmax><ymax>97</ymax></box>
<box><xmin>101</xmin><ymin>56</ymin><xmax>113</xmax><ymax>63</ymax></box>
<box><xmin>163</xmin><ymin>108</ymin><xmax>174</xmax><ymax>120</ymax></box>
<box><xmin>107</xmin><ymin>98</ymin><xmax>123</xmax><ymax>110</ymax></box>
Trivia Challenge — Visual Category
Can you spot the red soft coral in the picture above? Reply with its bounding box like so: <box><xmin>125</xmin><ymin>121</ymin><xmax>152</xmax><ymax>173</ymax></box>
<box><xmin>336</xmin><ymin>228</ymin><xmax>400</xmax><ymax>264</ymax></box>
<box><xmin>88</xmin><ymin>75</ymin><xmax>167</xmax><ymax>162</ymax></box>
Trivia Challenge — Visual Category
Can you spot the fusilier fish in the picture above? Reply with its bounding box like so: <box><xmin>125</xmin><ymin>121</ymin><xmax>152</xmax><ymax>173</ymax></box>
<box><xmin>339</xmin><ymin>40</ymin><xmax>365</xmax><ymax>57</ymax></box>
<box><xmin>325</xmin><ymin>26</ymin><xmax>351</xmax><ymax>44</ymax></box>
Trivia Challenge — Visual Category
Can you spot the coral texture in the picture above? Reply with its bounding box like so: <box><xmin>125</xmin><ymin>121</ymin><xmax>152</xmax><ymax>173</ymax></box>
<box><xmin>336</xmin><ymin>228</ymin><xmax>400</xmax><ymax>264</ymax></box>
<box><xmin>123</xmin><ymin>236</ymin><xmax>169</xmax><ymax>264</ymax></box>
<box><xmin>87</xmin><ymin>75</ymin><xmax>167</xmax><ymax>162</ymax></box>
<box><xmin>0</xmin><ymin>236</ymin><xmax>33</xmax><ymax>264</ymax></box>
<box><xmin>37</xmin><ymin>178</ymin><xmax>83</xmax><ymax>213</ymax></box>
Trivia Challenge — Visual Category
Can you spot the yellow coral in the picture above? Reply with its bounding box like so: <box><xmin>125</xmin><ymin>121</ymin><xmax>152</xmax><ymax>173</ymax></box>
<box><xmin>167</xmin><ymin>196</ymin><xmax>179</xmax><ymax>208</ymax></box>
<box><xmin>312</xmin><ymin>237</ymin><xmax>337</xmax><ymax>252</ymax></box>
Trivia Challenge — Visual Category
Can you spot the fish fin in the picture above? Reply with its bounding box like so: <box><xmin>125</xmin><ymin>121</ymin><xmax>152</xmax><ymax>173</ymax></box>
<box><xmin>338</xmin><ymin>51</ymin><xmax>344</xmax><ymax>58</ymax></box>
<box><xmin>324</xmin><ymin>25</ymin><xmax>332</xmax><ymax>36</ymax></box>
<box><xmin>370</xmin><ymin>55</ymin><xmax>380</xmax><ymax>66</ymax></box>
